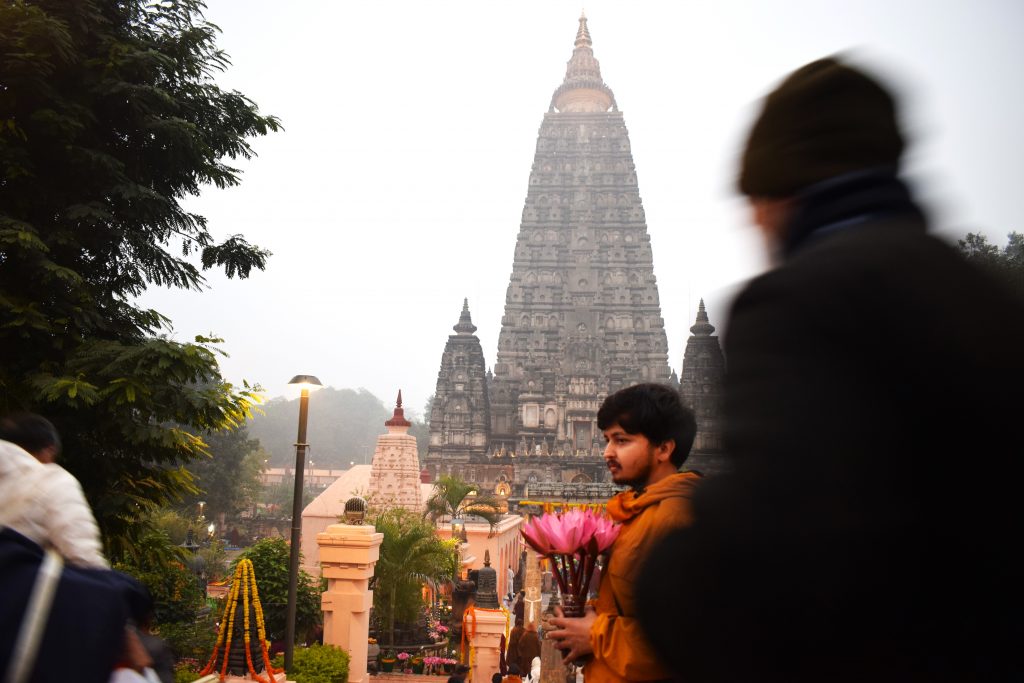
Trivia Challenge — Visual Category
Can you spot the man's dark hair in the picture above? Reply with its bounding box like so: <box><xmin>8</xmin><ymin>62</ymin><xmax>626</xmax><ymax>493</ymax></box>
<box><xmin>491</xmin><ymin>674</ymin><xmax>503</xmax><ymax>683</ymax></box>
<box><xmin>455</xmin><ymin>664</ymin><xmax>471</xmax><ymax>674</ymax></box>
<box><xmin>0</xmin><ymin>412</ymin><xmax>61</xmax><ymax>456</ymax></box>
<box><xmin>597</xmin><ymin>383</ymin><xmax>696</xmax><ymax>467</ymax></box>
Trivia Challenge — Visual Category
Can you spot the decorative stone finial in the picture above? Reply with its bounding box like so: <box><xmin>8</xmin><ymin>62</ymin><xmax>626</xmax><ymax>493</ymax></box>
<box><xmin>551</xmin><ymin>13</ymin><xmax>616</xmax><ymax>113</ymax></box>
<box><xmin>453</xmin><ymin>298</ymin><xmax>478</xmax><ymax>335</ymax></box>
<box><xmin>575</xmin><ymin>11</ymin><xmax>591</xmax><ymax>48</ymax></box>
<box><xmin>343</xmin><ymin>496</ymin><xmax>367</xmax><ymax>524</ymax></box>
<box><xmin>385</xmin><ymin>390</ymin><xmax>411</xmax><ymax>428</ymax></box>
<box><xmin>689</xmin><ymin>298</ymin><xmax>716</xmax><ymax>336</ymax></box>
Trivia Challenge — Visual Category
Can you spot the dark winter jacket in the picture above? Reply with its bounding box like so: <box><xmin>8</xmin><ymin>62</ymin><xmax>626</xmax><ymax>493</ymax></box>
<box><xmin>639</xmin><ymin>171</ymin><xmax>1024</xmax><ymax>682</ymax></box>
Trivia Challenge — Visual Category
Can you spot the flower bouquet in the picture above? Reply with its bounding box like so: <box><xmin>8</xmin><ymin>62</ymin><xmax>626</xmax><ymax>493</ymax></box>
<box><xmin>520</xmin><ymin>508</ymin><xmax>619</xmax><ymax>618</ymax></box>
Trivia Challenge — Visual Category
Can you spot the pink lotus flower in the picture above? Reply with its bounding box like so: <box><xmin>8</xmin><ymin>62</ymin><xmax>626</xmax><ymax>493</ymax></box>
<box><xmin>519</xmin><ymin>509</ymin><xmax>620</xmax><ymax>616</ymax></box>
<box><xmin>521</xmin><ymin>509</ymin><xmax>619</xmax><ymax>557</ymax></box>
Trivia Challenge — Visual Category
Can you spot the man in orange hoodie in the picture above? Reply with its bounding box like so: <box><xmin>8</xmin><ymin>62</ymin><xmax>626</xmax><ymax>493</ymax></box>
<box><xmin>548</xmin><ymin>383</ymin><xmax>700</xmax><ymax>682</ymax></box>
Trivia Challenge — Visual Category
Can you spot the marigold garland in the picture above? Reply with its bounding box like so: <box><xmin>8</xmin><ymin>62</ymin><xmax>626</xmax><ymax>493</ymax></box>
<box><xmin>199</xmin><ymin>559</ymin><xmax>281</xmax><ymax>683</ymax></box>
<box><xmin>460</xmin><ymin>604</ymin><xmax>510</xmax><ymax>675</ymax></box>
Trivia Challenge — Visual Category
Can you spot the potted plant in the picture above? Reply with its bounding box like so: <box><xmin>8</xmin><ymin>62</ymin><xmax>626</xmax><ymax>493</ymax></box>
<box><xmin>411</xmin><ymin>654</ymin><xmax>425</xmax><ymax>674</ymax></box>
<box><xmin>397</xmin><ymin>651</ymin><xmax>410</xmax><ymax>673</ymax></box>
<box><xmin>379</xmin><ymin>649</ymin><xmax>396</xmax><ymax>672</ymax></box>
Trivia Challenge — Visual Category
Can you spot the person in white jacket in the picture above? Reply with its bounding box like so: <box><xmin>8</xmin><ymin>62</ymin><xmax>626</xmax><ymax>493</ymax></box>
<box><xmin>0</xmin><ymin>413</ymin><xmax>107</xmax><ymax>568</ymax></box>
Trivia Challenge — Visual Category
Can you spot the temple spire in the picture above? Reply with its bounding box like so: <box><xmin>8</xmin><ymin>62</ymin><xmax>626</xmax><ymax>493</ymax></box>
<box><xmin>453</xmin><ymin>298</ymin><xmax>477</xmax><ymax>335</ymax></box>
<box><xmin>689</xmin><ymin>299</ymin><xmax>716</xmax><ymax>336</ymax></box>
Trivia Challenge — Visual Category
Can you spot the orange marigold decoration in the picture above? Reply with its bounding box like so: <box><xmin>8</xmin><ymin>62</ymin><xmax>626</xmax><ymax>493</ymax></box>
<box><xmin>460</xmin><ymin>604</ymin><xmax>510</xmax><ymax>668</ymax></box>
<box><xmin>199</xmin><ymin>559</ymin><xmax>281</xmax><ymax>683</ymax></box>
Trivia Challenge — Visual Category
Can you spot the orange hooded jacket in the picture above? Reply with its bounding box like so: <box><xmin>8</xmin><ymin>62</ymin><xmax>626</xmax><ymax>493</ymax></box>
<box><xmin>584</xmin><ymin>471</ymin><xmax>701</xmax><ymax>682</ymax></box>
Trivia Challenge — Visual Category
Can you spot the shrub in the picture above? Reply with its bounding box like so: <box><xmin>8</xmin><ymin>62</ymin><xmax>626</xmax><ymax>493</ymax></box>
<box><xmin>115</xmin><ymin>529</ymin><xmax>204</xmax><ymax>625</ymax></box>
<box><xmin>235</xmin><ymin>538</ymin><xmax>321</xmax><ymax>641</ymax></box>
<box><xmin>272</xmin><ymin>644</ymin><xmax>349</xmax><ymax>683</ymax></box>
<box><xmin>156</xmin><ymin>609</ymin><xmax>220</xmax><ymax>661</ymax></box>
<box><xmin>174</xmin><ymin>660</ymin><xmax>202</xmax><ymax>683</ymax></box>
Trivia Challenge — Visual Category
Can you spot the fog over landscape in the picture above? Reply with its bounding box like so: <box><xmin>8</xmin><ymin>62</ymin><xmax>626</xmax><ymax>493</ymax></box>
<box><xmin>139</xmin><ymin>0</ymin><xmax>1024</xmax><ymax>419</ymax></box>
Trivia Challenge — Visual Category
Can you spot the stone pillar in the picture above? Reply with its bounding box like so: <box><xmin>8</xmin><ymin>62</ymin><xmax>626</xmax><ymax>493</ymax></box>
<box><xmin>317</xmin><ymin>523</ymin><xmax>383</xmax><ymax>683</ymax></box>
<box><xmin>523</xmin><ymin>549</ymin><xmax>543</xmax><ymax>628</ymax></box>
<box><xmin>540</xmin><ymin>595</ymin><xmax>570</xmax><ymax>683</ymax></box>
<box><xmin>466</xmin><ymin>608</ymin><xmax>508</xmax><ymax>683</ymax></box>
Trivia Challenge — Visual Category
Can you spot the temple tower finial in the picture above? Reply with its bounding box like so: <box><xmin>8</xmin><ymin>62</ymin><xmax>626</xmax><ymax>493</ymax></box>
<box><xmin>575</xmin><ymin>12</ymin><xmax>591</xmax><ymax>48</ymax></box>
<box><xmin>690</xmin><ymin>298</ymin><xmax>716</xmax><ymax>336</ymax></box>
<box><xmin>550</xmin><ymin>14</ymin><xmax>616</xmax><ymax>113</ymax></box>
<box><xmin>385</xmin><ymin>389</ymin><xmax>411</xmax><ymax>428</ymax></box>
<box><xmin>453</xmin><ymin>298</ymin><xmax>478</xmax><ymax>335</ymax></box>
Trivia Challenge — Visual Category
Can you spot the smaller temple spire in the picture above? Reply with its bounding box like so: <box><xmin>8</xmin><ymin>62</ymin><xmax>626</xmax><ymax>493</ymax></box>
<box><xmin>689</xmin><ymin>299</ymin><xmax>716</xmax><ymax>336</ymax></box>
<box><xmin>453</xmin><ymin>298</ymin><xmax>478</xmax><ymax>335</ymax></box>
<box><xmin>385</xmin><ymin>389</ymin><xmax>411</xmax><ymax>428</ymax></box>
<box><xmin>575</xmin><ymin>12</ymin><xmax>591</xmax><ymax>48</ymax></box>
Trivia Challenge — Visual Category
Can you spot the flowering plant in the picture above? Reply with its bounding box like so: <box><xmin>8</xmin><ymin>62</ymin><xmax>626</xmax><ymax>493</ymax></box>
<box><xmin>437</xmin><ymin>624</ymin><xmax>449</xmax><ymax>634</ymax></box>
<box><xmin>520</xmin><ymin>508</ymin><xmax>619</xmax><ymax>616</ymax></box>
<box><xmin>396</xmin><ymin>652</ymin><xmax>410</xmax><ymax>661</ymax></box>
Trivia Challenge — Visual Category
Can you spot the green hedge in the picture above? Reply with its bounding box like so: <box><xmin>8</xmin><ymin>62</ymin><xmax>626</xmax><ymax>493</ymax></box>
<box><xmin>272</xmin><ymin>644</ymin><xmax>350</xmax><ymax>683</ymax></box>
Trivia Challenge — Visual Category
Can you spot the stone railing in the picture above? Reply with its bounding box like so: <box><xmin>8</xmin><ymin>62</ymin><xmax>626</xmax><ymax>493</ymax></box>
<box><xmin>520</xmin><ymin>482</ymin><xmax>623</xmax><ymax>500</ymax></box>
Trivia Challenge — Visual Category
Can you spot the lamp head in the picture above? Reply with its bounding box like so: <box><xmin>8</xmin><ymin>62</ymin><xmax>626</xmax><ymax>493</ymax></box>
<box><xmin>288</xmin><ymin>375</ymin><xmax>323</xmax><ymax>393</ymax></box>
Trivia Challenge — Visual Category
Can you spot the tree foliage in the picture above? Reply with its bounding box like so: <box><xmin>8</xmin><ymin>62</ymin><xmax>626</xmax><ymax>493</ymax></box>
<box><xmin>259</xmin><ymin>475</ymin><xmax>317</xmax><ymax>516</ymax></box>
<box><xmin>424</xmin><ymin>475</ymin><xmax>503</xmax><ymax>530</ymax></box>
<box><xmin>0</xmin><ymin>0</ymin><xmax>279</xmax><ymax>557</ymax></box>
<box><xmin>181</xmin><ymin>426</ymin><xmax>266</xmax><ymax>521</ymax></box>
<box><xmin>235</xmin><ymin>538</ymin><xmax>321</xmax><ymax>643</ymax></box>
<box><xmin>373</xmin><ymin>508</ymin><xmax>460</xmax><ymax>647</ymax></box>
<box><xmin>115</xmin><ymin>527</ymin><xmax>205</xmax><ymax>625</ymax></box>
<box><xmin>248</xmin><ymin>387</ymin><xmax>429</xmax><ymax>467</ymax></box>
<box><xmin>957</xmin><ymin>232</ymin><xmax>1024</xmax><ymax>299</ymax></box>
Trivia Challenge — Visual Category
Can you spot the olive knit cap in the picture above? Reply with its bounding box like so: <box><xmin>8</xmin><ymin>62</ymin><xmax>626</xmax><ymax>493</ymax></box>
<box><xmin>738</xmin><ymin>57</ymin><xmax>904</xmax><ymax>197</ymax></box>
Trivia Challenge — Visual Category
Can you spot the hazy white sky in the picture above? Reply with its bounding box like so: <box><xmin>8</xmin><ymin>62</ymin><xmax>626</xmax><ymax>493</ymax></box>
<box><xmin>141</xmin><ymin>0</ymin><xmax>1024</xmax><ymax>416</ymax></box>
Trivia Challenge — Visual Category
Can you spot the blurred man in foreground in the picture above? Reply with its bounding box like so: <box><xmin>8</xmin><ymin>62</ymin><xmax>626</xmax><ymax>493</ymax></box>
<box><xmin>638</xmin><ymin>57</ymin><xmax>1024</xmax><ymax>681</ymax></box>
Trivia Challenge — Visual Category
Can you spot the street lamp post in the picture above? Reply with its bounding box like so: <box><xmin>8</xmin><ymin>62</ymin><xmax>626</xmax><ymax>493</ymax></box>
<box><xmin>284</xmin><ymin>374</ymin><xmax>322</xmax><ymax>671</ymax></box>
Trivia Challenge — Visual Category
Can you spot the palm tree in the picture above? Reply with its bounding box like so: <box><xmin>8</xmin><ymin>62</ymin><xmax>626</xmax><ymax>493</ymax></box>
<box><xmin>424</xmin><ymin>475</ymin><xmax>503</xmax><ymax>532</ymax></box>
<box><xmin>374</xmin><ymin>508</ymin><xmax>459</xmax><ymax>647</ymax></box>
